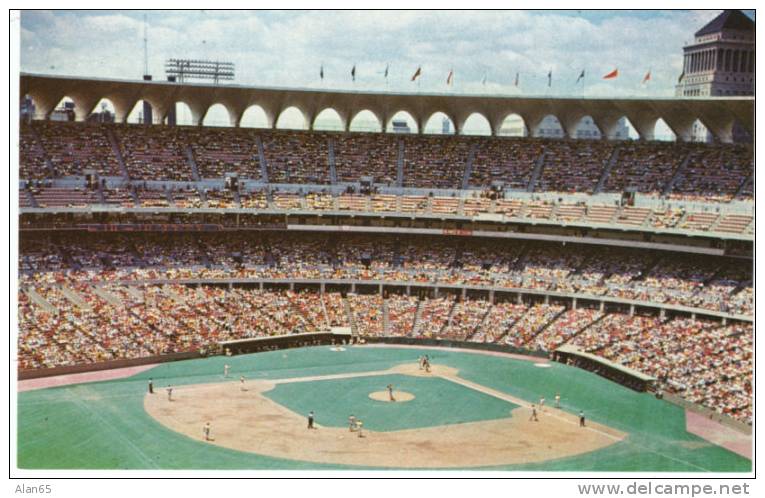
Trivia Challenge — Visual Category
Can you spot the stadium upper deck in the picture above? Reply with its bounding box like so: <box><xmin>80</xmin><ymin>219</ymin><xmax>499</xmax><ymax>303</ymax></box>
<box><xmin>20</xmin><ymin>73</ymin><xmax>753</xmax><ymax>142</ymax></box>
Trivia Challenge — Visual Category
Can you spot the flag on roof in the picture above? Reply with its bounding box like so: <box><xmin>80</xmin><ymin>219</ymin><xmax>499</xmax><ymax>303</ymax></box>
<box><xmin>446</xmin><ymin>69</ymin><xmax>454</xmax><ymax>86</ymax></box>
<box><xmin>576</xmin><ymin>69</ymin><xmax>585</xmax><ymax>84</ymax></box>
<box><xmin>642</xmin><ymin>70</ymin><xmax>651</xmax><ymax>84</ymax></box>
<box><xmin>514</xmin><ymin>72</ymin><xmax>519</xmax><ymax>87</ymax></box>
<box><xmin>547</xmin><ymin>70</ymin><xmax>552</xmax><ymax>87</ymax></box>
<box><xmin>411</xmin><ymin>66</ymin><xmax>422</xmax><ymax>81</ymax></box>
<box><xmin>603</xmin><ymin>68</ymin><xmax>619</xmax><ymax>79</ymax></box>
<box><xmin>351</xmin><ymin>64</ymin><xmax>356</xmax><ymax>82</ymax></box>
<box><xmin>320</xmin><ymin>65</ymin><xmax>324</xmax><ymax>80</ymax></box>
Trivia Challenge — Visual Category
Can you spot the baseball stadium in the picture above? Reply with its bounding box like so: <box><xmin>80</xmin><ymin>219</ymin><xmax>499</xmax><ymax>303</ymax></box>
<box><xmin>15</xmin><ymin>10</ymin><xmax>753</xmax><ymax>473</ymax></box>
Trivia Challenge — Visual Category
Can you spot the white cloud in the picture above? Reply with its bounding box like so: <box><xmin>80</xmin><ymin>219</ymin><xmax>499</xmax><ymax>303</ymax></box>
<box><xmin>19</xmin><ymin>9</ymin><xmax>733</xmax><ymax>98</ymax></box>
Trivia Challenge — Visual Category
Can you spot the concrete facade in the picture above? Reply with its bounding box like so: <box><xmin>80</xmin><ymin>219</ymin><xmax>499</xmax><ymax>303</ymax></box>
<box><xmin>21</xmin><ymin>72</ymin><xmax>753</xmax><ymax>143</ymax></box>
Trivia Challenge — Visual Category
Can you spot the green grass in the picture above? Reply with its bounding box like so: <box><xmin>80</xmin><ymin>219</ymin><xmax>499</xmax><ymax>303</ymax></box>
<box><xmin>266</xmin><ymin>374</ymin><xmax>518</xmax><ymax>431</ymax></box>
<box><xmin>17</xmin><ymin>346</ymin><xmax>751</xmax><ymax>471</ymax></box>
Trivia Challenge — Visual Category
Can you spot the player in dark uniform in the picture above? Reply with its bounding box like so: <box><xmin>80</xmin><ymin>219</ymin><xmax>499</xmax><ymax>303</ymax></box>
<box><xmin>579</xmin><ymin>411</ymin><xmax>586</xmax><ymax>427</ymax></box>
<box><xmin>529</xmin><ymin>404</ymin><xmax>539</xmax><ymax>421</ymax></box>
<box><xmin>148</xmin><ymin>378</ymin><xmax>154</xmax><ymax>394</ymax></box>
<box><xmin>307</xmin><ymin>411</ymin><xmax>315</xmax><ymax>429</ymax></box>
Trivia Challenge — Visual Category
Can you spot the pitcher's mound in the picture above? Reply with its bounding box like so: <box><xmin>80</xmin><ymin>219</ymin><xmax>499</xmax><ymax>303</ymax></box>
<box><xmin>369</xmin><ymin>391</ymin><xmax>415</xmax><ymax>402</ymax></box>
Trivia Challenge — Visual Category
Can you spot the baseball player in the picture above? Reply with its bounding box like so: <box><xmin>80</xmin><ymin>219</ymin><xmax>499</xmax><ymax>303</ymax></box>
<box><xmin>239</xmin><ymin>375</ymin><xmax>246</xmax><ymax>391</ymax></box>
<box><xmin>166</xmin><ymin>385</ymin><xmax>173</xmax><ymax>401</ymax></box>
<box><xmin>307</xmin><ymin>411</ymin><xmax>316</xmax><ymax>429</ymax></box>
<box><xmin>529</xmin><ymin>404</ymin><xmax>538</xmax><ymax>422</ymax></box>
<box><xmin>203</xmin><ymin>422</ymin><xmax>211</xmax><ymax>441</ymax></box>
<box><xmin>148</xmin><ymin>378</ymin><xmax>154</xmax><ymax>394</ymax></box>
<box><xmin>387</xmin><ymin>383</ymin><xmax>396</xmax><ymax>402</ymax></box>
<box><xmin>579</xmin><ymin>411</ymin><xmax>586</xmax><ymax>427</ymax></box>
<box><xmin>349</xmin><ymin>415</ymin><xmax>357</xmax><ymax>432</ymax></box>
<box><xmin>539</xmin><ymin>397</ymin><xmax>545</xmax><ymax>412</ymax></box>
<box><xmin>224</xmin><ymin>364</ymin><xmax>230</xmax><ymax>377</ymax></box>
<box><xmin>554</xmin><ymin>393</ymin><xmax>561</xmax><ymax>408</ymax></box>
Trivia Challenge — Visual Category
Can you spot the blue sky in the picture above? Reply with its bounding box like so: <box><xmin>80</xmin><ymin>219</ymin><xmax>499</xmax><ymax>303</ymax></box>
<box><xmin>20</xmin><ymin>10</ymin><xmax>752</xmax><ymax>99</ymax></box>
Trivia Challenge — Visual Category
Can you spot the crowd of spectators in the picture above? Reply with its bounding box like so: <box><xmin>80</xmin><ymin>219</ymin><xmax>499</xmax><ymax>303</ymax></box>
<box><xmin>19</xmin><ymin>122</ymin><xmax>753</xmax><ymax>202</ymax></box>
<box><xmin>116</xmin><ymin>126</ymin><xmax>193</xmax><ymax>181</ymax></box>
<box><xmin>18</xmin><ymin>232</ymin><xmax>753</xmax><ymax>316</ymax></box>
<box><xmin>402</xmin><ymin>136</ymin><xmax>470</xmax><ymax>189</ymax></box>
<box><xmin>30</xmin><ymin>121</ymin><xmax>122</xmax><ymax>177</ymax></box>
<box><xmin>536</xmin><ymin>140</ymin><xmax>613</xmax><ymax>193</ymax></box>
<box><xmin>261</xmin><ymin>131</ymin><xmax>331</xmax><ymax>184</ymax></box>
<box><xmin>334</xmin><ymin>133</ymin><xmax>399</xmax><ymax>185</ymax></box>
<box><xmin>187</xmin><ymin>128</ymin><xmax>262</xmax><ymax>180</ymax></box>
<box><xmin>18</xmin><ymin>278</ymin><xmax>751</xmax><ymax>422</ymax></box>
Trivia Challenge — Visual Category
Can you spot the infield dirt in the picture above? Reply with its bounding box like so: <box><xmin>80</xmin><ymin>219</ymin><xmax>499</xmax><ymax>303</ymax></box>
<box><xmin>145</xmin><ymin>363</ymin><xmax>624</xmax><ymax>468</ymax></box>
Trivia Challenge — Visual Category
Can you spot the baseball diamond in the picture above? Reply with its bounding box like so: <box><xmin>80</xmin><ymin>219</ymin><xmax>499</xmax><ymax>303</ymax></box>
<box><xmin>18</xmin><ymin>345</ymin><xmax>750</xmax><ymax>471</ymax></box>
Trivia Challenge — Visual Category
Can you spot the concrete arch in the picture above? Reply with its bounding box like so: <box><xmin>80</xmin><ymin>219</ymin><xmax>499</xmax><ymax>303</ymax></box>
<box><xmin>313</xmin><ymin>108</ymin><xmax>346</xmax><ymax>131</ymax></box>
<box><xmin>240</xmin><ymin>104</ymin><xmax>271</xmax><ymax>128</ymax></box>
<box><xmin>653</xmin><ymin>118</ymin><xmax>677</xmax><ymax>142</ymax></box>
<box><xmin>125</xmin><ymin>100</ymin><xmax>156</xmax><ymax>125</ymax></box>
<box><xmin>459</xmin><ymin>112</ymin><xmax>492</xmax><ymax>136</ymax></box>
<box><xmin>530</xmin><ymin>114</ymin><xmax>565</xmax><ymax>138</ymax></box>
<box><xmin>275</xmin><ymin>106</ymin><xmax>310</xmax><ymax>130</ymax></box>
<box><xmin>495</xmin><ymin>112</ymin><xmax>529</xmax><ymax>137</ymax></box>
<box><xmin>600</xmin><ymin>116</ymin><xmax>639</xmax><ymax>140</ymax></box>
<box><xmin>202</xmin><ymin>103</ymin><xmax>234</xmax><ymax>127</ymax></box>
<box><xmin>87</xmin><ymin>98</ymin><xmax>117</xmax><ymax>123</ymax></box>
<box><xmin>422</xmin><ymin>111</ymin><xmax>457</xmax><ymax>135</ymax></box>
<box><xmin>349</xmin><ymin>109</ymin><xmax>383</xmax><ymax>132</ymax></box>
<box><xmin>570</xmin><ymin>115</ymin><xmax>602</xmax><ymax>140</ymax></box>
<box><xmin>19</xmin><ymin>74</ymin><xmax>753</xmax><ymax>143</ymax></box>
<box><xmin>163</xmin><ymin>101</ymin><xmax>197</xmax><ymax>126</ymax></box>
<box><xmin>386</xmin><ymin>110</ymin><xmax>419</xmax><ymax>134</ymax></box>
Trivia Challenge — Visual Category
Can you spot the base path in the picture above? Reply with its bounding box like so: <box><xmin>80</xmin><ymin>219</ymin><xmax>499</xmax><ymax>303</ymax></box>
<box><xmin>145</xmin><ymin>362</ymin><xmax>624</xmax><ymax>468</ymax></box>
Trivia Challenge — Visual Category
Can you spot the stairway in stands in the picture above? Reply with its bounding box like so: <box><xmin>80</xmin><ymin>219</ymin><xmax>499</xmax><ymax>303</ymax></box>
<box><xmin>661</xmin><ymin>152</ymin><xmax>693</xmax><ymax>197</ymax></box>
<box><xmin>256</xmin><ymin>136</ymin><xmax>269</xmax><ymax>183</ymax></box>
<box><xmin>396</xmin><ymin>139</ymin><xmax>405</xmax><ymax>187</ymax></box>
<box><xmin>461</xmin><ymin>143</ymin><xmax>477</xmax><ymax>190</ymax></box>
<box><xmin>59</xmin><ymin>286</ymin><xmax>92</xmax><ymax>311</ymax></box>
<box><xmin>91</xmin><ymin>286</ymin><xmax>126</xmax><ymax>308</ymax></box>
<box><xmin>594</xmin><ymin>147</ymin><xmax>621</xmax><ymax>194</ymax></box>
<box><xmin>327</xmin><ymin>138</ymin><xmax>338</xmax><ymax>184</ymax></box>
<box><xmin>24</xmin><ymin>288</ymin><xmax>57</xmax><ymax>314</ymax></box>
<box><xmin>526</xmin><ymin>152</ymin><xmax>546</xmax><ymax>192</ymax></box>
<box><xmin>185</xmin><ymin>146</ymin><xmax>202</xmax><ymax>181</ymax></box>
<box><xmin>344</xmin><ymin>297</ymin><xmax>358</xmax><ymax>336</ymax></box>
<box><xmin>106</xmin><ymin>128</ymin><xmax>131</xmax><ymax>180</ymax></box>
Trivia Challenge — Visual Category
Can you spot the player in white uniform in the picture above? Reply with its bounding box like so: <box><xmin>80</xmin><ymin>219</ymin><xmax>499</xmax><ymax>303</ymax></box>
<box><xmin>224</xmin><ymin>364</ymin><xmax>230</xmax><ymax>377</ymax></box>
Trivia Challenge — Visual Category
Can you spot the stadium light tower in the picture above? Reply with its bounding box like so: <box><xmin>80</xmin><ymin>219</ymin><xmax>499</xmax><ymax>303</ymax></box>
<box><xmin>165</xmin><ymin>58</ymin><xmax>236</xmax><ymax>84</ymax></box>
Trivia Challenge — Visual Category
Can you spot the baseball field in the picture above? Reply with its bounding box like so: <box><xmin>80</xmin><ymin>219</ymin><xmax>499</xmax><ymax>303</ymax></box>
<box><xmin>17</xmin><ymin>345</ymin><xmax>751</xmax><ymax>471</ymax></box>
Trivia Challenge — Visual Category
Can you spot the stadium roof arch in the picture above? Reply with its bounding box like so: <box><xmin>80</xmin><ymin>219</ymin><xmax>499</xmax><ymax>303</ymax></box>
<box><xmin>20</xmin><ymin>73</ymin><xmax>753</xmax><ymax>143</ymax></box>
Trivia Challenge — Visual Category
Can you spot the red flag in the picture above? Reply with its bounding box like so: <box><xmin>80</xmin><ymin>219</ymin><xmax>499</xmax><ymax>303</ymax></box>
<box><xmin>642</xmin><ymin>70</ymin><xmax>651</xmax><ymax>84</ymax></box>
<box><xmin>603</xmin><ymin>68</ymin><xmax>618</xmax><ymax>79</ymax></box>
<box><xmin>411</xmin><ymin>66</ymin><xmax>422</xmax><ymax>81</ymax></box>
<box><xmin>446</xmin><ymin>69</ymin><xmax>453</xmax><ymax>86</ymax></box>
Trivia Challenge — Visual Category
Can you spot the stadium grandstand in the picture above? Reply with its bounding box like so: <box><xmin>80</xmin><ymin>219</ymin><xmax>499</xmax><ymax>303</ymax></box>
<box><xmin>17</xmin><ymin>69</ymin><xmax>753</xmax><ymax>430</ymax></box>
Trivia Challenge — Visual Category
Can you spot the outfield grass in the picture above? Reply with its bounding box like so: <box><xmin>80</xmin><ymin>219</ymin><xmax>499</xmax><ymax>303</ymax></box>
<box><xmin>17</xmin><ymin>346</ymin><xmax>751</xmax><ymax>471</ymax></box>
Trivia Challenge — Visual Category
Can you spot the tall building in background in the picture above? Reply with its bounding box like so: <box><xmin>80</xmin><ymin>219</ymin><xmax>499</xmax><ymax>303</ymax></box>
<box><xmin>676</xmin><ymin>10</ymin><xmax>754</xmax><ymax>98</ymax></box>
<box><xmin>675</xmin><ymin>10</ymin><xmax>754</xmax><ymax>142</ymax></box>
